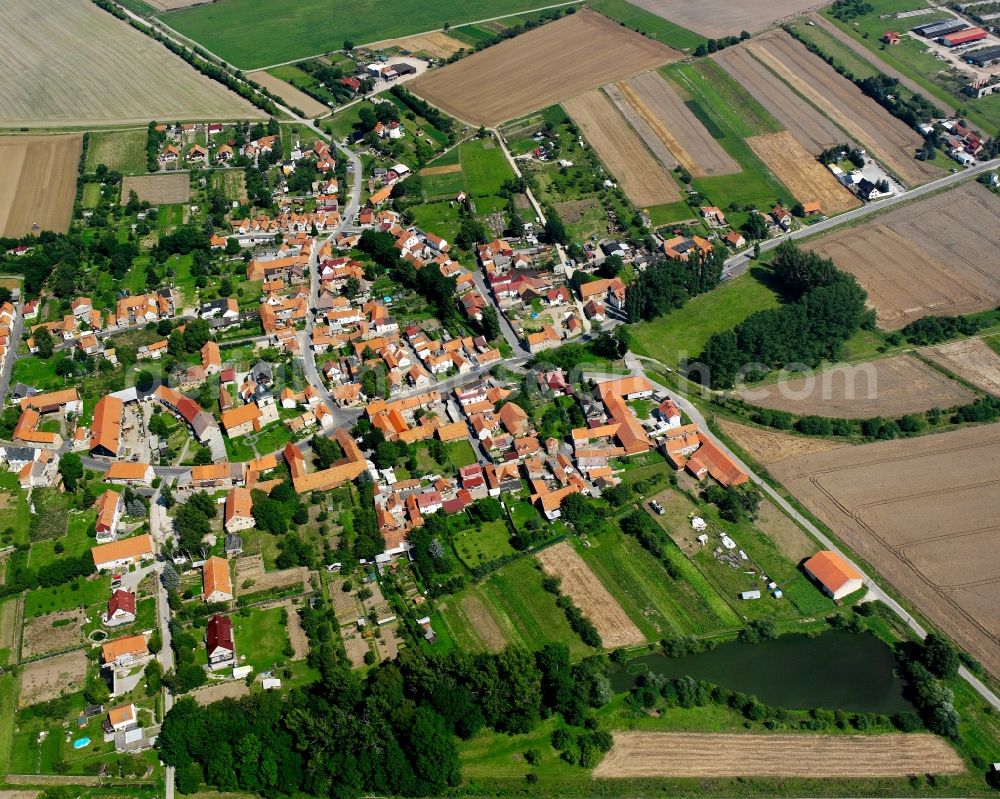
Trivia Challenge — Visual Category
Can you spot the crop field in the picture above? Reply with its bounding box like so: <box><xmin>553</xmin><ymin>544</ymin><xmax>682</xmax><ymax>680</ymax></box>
<box><xmin>806</xmin><ymin>182</ymin><xmax>1000</xmax><ymax>329</ymax></box>
<box><xmin>745</xmin><ymin>31</ymin><xmax>939</xmax><ymax>186</ymax></box>
<box><xmin>146</xmin><ymin>0</ymin><xmax>203</xmax><ymax>9</ymax></box>
<box><xmin>85</xmin><ymin>129</ymin><xmax>148</xmax><ymax>174</ymax></box>
<box><xmin>717</xmin><ymin>418</ymin><xmax>849</xmax><ymax>466</ymax></box>
<box><xmin>746</xmin><ymin>132</ymin><xmax>860</xmax><ymax>214</ymax></box>
<box><xmin>772</xmin><ymin>422</ymin><xmax>1000</xmax><ymax>678</ymax></box>
<box><xmin>736</xmin><ymin>354</ymin><xmax>976</xmax><ymax>418</ymax></box>
<box><xmin>563</xmin><ymin>90</ymin><xmax>682</xmax><ymax>208</ymax></box>
<box><xmin>593</xmin><ymin>732</ymin><xmax>964</xmax><ymax>778</ymax></box>
<box><xmin>0</xmin><ymin>135</ymin><xmax>81</xmax><ymax>237</ymax></box>
<box><xmin>616</xmin><ymin>71</ymin><xmax>738</xmax><ymax>177</ymax></box>
<box><xmin>121</xmin><ymin>173</ymin><xmax>191</xmax><ymax>206</ymax></box>
<box><xmin>603</xmin><ymin>84</ymin><xmax>678</xmax><ymax>170</ymax></box>
<box><xmin>369</xmin><ymin>31</ymin><xmax>467</xmax><ymax>59</ymax></box>
<box><xmin>21</xmin><ymin>609</ymin><xmax>85</xmax><ymax>659</ymax></box>
<box><xmin>624</xmin><ymin>0</ymin><xmax>827</xmax><ymax>38</ymax></box>
<box><xmin>0</xmin><ymin>0</ymin><xmax>262</xmax><ymax>126</ymax></box>
<box><xmin>234</xmin><ymin>554</ymin><xmax>310</xmax><ymax>596</ymax></box>
<box><xmin>439</xmin><ymin>590</ymin><xmax>509</xmax><ymax>652</ymax></box>
<box><xmin>927</xmin><ymin>338</ymin><xmax>1000</xmax><ymax>396</ymax></box>
<box><xmin>19</xmin><ymin>650</ymin><xmax>87</xmax><ymax>706</ymax></box>
<box><xmin>536</xmin><ymin>541</ymin><xmax>645</xmax><ymax>648</ymax></box>
<box><xmin>247</xmin><ymin>70</ymin><xmax>329</xmax><ymax>118</ymax></box>
<box><xmin>408</xmin><ymin>10</ymin><xmax>679</xmax><ymax>126</ymax></box>
<box><xmin>713</xmin><ymin>44</ymin><xmax>850</xmax><ymax>155</ymax></box>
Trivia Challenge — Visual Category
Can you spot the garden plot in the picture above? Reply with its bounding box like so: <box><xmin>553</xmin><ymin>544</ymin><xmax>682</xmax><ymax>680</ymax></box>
<box><xmin>121</xmin><ymin>174</ymin><xmax>190</xmax><ymax>206</ymax></box>
<box><xmin>19</xmin><ymin>650</ymin><xmax>87</xmax><ymax>706</ymax></box>
<box><xmin>21</xmin><ymin>609</ymin><xmax>85</xmax><ymax>660</ymax></box>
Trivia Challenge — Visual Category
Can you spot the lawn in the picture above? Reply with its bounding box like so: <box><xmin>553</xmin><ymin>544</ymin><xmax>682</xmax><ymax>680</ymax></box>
<box><xmin>86</xmin><ymin>129</ymin><xmax>148</xmax><ymax>174</ymax></box>
<box><xmin>81</xmin><ymin>183</ymin><xmax>102</xmax><ymax>209</ymax></box>
<box><xmin>410</xmin><ymin>201</ymin><xmax>462</xmax><ymax>243</ymax></box>
<box><xmin>453</xmin><ymin>520</ymin><xmax>515</xmax><ymax>570</ymax></box>
<box><xmin>224</xmin><ymin>421</ymin><xmax>298</xmax><ymax>463</ymax></box>
<box><xmin>231</xmin><ymin>606</ymin><xmax>292</xmax><ymax>673</ymax></box>
<box><xmin>0</xmin><ymin>672</ymin><xmax>16</xmax><ymax>773</ymax></box>
<box><xmin>27</xmin><ymin>489</ymin><xmax>72</xmax><ymax>544</ymax></box>
<box><xmin>445</xmin><ymin>440</ymin><xmax>477</xmax><ymax>468</ymax></box>
<box><xmin>28</xmin><ymin>509</ymin><xmax>96</xmax><ymax>568</ymax></box>
<box><xmin>0</xmin><ymin>471</ymin><xmax>30</xmax><ymax>546</ymax></box>
<box><xmin>160</xmin><ymin>0</ymin><xmax>567</xmax><ymax>69</ymax></box>
<box><xmin>24</xmin><ymin>575</ymin><xmax>109</xmax><ymax>618</ymax></box>
<box><xmin>629</xmin><ymin>270</ymin><xmax>780</xmax><ymax>366</ymax></box>
<box><xmin>422</xmin><ymin>171</ymin><xmax>467</xmax><ymax>200</ymax></box>
<box><xmin>11</xmin><ymin>354</ymin><xmax>65</xmax><ymax>392</ymax></box>
<box><xmin>587</xmin><ymin>0</ymin><xmax>705</xmax><ymax>52</ymax></box>
<box><xmin>459</xmin><ymin>138</ymin><xmax>515</xmax><ymax>198</ymax></box>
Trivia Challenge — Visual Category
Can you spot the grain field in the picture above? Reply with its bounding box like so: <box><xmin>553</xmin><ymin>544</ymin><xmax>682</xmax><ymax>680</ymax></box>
<box><xmin>247</xmin><ymin>71</ymin><xmax>329</xmax><ymax>118</ymax></box>
<box><xmin>0</xmin><ymin>135</ymin><xmax>81</xmax><ymax>237</ymax></box>
<box><xmin>927</xmin><ymin>338</ymin><xmax>1000</xmax><ymax>395</ymax></box>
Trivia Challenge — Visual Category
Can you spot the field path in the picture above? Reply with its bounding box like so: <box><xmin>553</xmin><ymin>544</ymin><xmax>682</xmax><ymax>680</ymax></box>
<box><xmin>536</xmin><ymin>541</ymin><xmax>645</xmax><ymax>648</ymax></box>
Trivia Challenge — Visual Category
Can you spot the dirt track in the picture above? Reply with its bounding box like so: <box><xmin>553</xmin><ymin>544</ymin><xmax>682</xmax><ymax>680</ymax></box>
<box><xmin>409</xmin><ymin>9</ymin><xmax>679</xmax><ymax>126</ymax></box>
<box><xmin>746</xmin><ymin>30</ymin><xmax>939</xmax><ymax>185</ymax></box>
<box><xmin>536</xmin><ymin>541</ymin><xmax>645</xmax><ymax>648</ymax></box>
<box><xmin>736</xmin><ymin>354</ymin><xmax>976</xmax><ymax>418</ymax></box>
<box><xmin>807</xmin><ymin>182</ymin><xmax>1000</xmax><ymax>329</ymax></box>
<box><xmin>593</xmin><ymin>732</ymin><xmax>964</xmax><ymax>777</ymax></box>
<box><xmin>564</xmin><ymin>89</ymin><xmax>681</xmax><ymax>208</ymax></box>
<box><xmin>620</xmin><ymin>71</ymin><xmax>739</xmax><ymax>177</ymax></box>
<box><xmin>772</xmin><ymin>422</ymin><xmax>1000</xmax><ymax>678</ymax></box>
<box><xmin>0</xmin><ymin>135</ymin><xmax>81</xmax><ymax>237</ymax></box>
<box><xmin>714</xmin><ymin>44</ymin><xmax>848</xmax><ymax>155</ymax></box>
<box><xmin>747</xmin><ymin>131</ymin><xmax>860</xmax><ymax>214</ymax></box>
<box><xmin>927</xmin><ymin>338</ymin><xmax>1000</xmax><ymax>395</ymax></box>
<box><xmin>247</xmin><ymin>71</ymin><xmax>329</xmax><ymax>118</ymax></box>
<box><xmin>626</xmin><ymin>0</ymin><xmax>826</xmax><ymax>38</ymax></box>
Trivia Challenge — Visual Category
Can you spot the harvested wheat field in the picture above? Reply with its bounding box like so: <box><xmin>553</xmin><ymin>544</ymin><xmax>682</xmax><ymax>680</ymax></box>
<box><xmin>0</xmin><ymin>0</ymin><xmax>263</xmax><ymax>126</ymax></box>
<box><xmin>772</xmin><ymin>422</ymin><xmax>1000</xmax><ymax>677</ymax></box>
<box><xmin>593</xmin><ymin>732</ymin><xmax>963</xmax><ymax>778</ymax></box>
<box><xmin>616</xmin><ymin>71</ymin><xmax>738</xmax><ymax>177</ymax></box>
<box><xmin>714</xmin><ymin>45</ymin><xmax>848</xmax><ymax>155</ymax></box>
<box><xmin>737</xmin><ymin>354</ymin><xmax>976</xmax><ymax>418</ymax></box>
<box><xmin>21</xmin><ymin>609</ymin><xmax>85</xmax><ymax>659</ymax></box>
<box><xmin>603</xmin><ymin>84</ymin><xmax>678</xmax><ymax>170</ymax></box>
<box><xmin>247</xmin><ymin>71</ymin><xmax>329</xmax><ymax>118</ymax></box>
<box><xmin>19</xmin><ymin>650</ymin><xmax>87</xmax><ymax>706</ymax></box>
<box><xmin>747</xmin><ymin>132</ymin><xmax>860</xmax><ymax>214</ymax></box>
<box><xmin>191</xmin><ymin>680</ymin><xmax>249</xmax><ymax>706</ymax></box>
<box><xmin>747</xmin><ymin>31</ymin><xmax>939</xmax><ymax>185</ymax></box>
<box><xmin>0</xmin><ymin>135</ymin><xmax>81</xmax><ymax>237</ymax></box>
<box><xmin>370</xmin><ymin>31</ymin><xmax>467</xmax><ymax>59</ymax></box>
<box><xmin>927</xmin><ymin>338</ymin><xmax>1000</xmax><ymax>396</ymax></box>
<box><xmin>536</xmin><ymin>541</ymin><xmax>645</xmax><ymax>648</ymax></box>
<box><xmin>420</xmin><ymin>163</ymin><xmax>462</xmax><ymax>177</ymax></box>
<box><xmin>807</xmin><ymin>182</ymin><xmax>1000</xmax><ymax>329</ymax></box>
<box><xmin>554</xmin><ymin>199</ymin><xmax>600</xmax><ymax>223</ymax></box>
<box><xmin>408</xmin><ymin>9</ymin><xmax>679</xmax><ymax>126</ymax></box>
<box><xmin>717</xmin><ymin>418</ymin><xmax>846</xmax><ymax>465</ymax></box>
<box><xmin>627</xmin><ymin>0</ymin><xmax>826</xmax><ymax>38</ymax></box>
<box><xmin>564</xmin><ymin>90</ymin><xmax>681</xmax><ymax>208</ymax></box>
<box><xmin>121</xmin><ymin>174</ymin><xmax>191</xmax><ymax>206</ymax></box>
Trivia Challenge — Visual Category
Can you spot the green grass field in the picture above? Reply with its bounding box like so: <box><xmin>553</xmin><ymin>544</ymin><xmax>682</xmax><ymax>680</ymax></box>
<box><xmin>81</xmin><ymin>183</ymin><xmax>102</xmax><ymax>209</ymax></box>
<box><xmin>410</xmin><ymin>201</ymin><xmax>462</xmax><ymax>242</ymax></box>
<box><xmin>0</xmin><ymin>472</ymin><xmax>30</xmax><ymax>546</ymax></box>
<box><xmin>160</xmin><ymin>0</ymin><xmax>572</xmax><ymax>69</ymax></box>
<box><xmin>86</xmin><ymin>129</ymin><xmax>148</xmax><ymax>174</ymax></box>
<box><xmin>459</xmin><ymin>138</ymin><xmax>515</xmax><ymax>197</ymax></box>
<box><xmin>586</xmin><ymin>0</ymin><xmax>704</xmax><ymax>52</ymax></box>
<box><xmin>453</xmin><ymin>521</ymin><xmax>515</xmax><ymax>570</ymax></box>
<box><xmin>24</xmin><ymin>576</ymin><xmax>108</xmax><ymax>618</ymax></box>
<box><xmin>629</xmin><ymin>270</ymin><xmax>780</xmax><ymax>366</ymax></box>
<box><xmin>232</xmin><ymin>606</ymin><xmax>291</xmax><ymax>672</ymax></box>
<box><xmin>28</xmin><ymin>510</ymin><xmax>96</xmax><ymax>568</ymax></box>
<box><xmin>445</xmin><ymin>440</ymin><xmax>477</xmax><ymax>468</ymax></box>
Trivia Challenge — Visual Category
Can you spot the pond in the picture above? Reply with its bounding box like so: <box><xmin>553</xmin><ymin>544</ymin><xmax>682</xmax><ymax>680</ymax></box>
<box><xmin>612</xmin><ymin>630</ymin><xmax>914</xmax><ymax>714</ymax></box>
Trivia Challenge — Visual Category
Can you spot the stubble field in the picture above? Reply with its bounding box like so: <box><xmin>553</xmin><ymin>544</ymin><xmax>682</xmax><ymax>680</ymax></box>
<box><xmin>121</xmin><ymin>174</ymin><xmax>191</xmax><ymax>206</ymax></box>
<box><xmin>247</xmin><ymin>71</ymin><xmax>329</xmax><ymax>118</ymax></box>
<box><xmin>624</xmin><ymin>0</ymin><xmax>829</xmax><ymax>38</ymax></box>
<box><xmin>563</xmin><ymin>90</ymin><xmax>682</xmax><ymax>208</ymax></box>
<box><xmin>593</xmin><ymin>732</ymin><xmax>964</xmax><ymax>777</ymax></box>
<box><xmin>536</xmin><ymin>541</ymin><xmax>645</xmax><ymax>648</ymax></box>
<box><xmin>369</xmin><ymin>32</ymin><xmax>467</xmax><ymax>59</ymax></box>
<box><xmin>714</xmin><ymin>44</ymin><xmax>848</xmax><ymax>155</ymax></box>
<box><xmin>408</xmin><ymin>10</ymin><xmax>679</xmax><ymax>126</ymax></box>
<box><xmin>746</xmin><ymin>131</ymin><xmax>860</xmax><ymax>214</ymax></box>
<box><xmin>771</xmin><ymin>422</ymin><xmax>1000</xmax><ymax>678</ymax></box>
<box><xmin>736</xmin><ymin>354</ymin><xmax>976</xmax><ymax>418</ymax></box>
<box><xmin>927</xmin><ymin>338</ymin><xmax>1000</xmax><ymax>396</ymax></box>
<box><xmin>0</xmin><ymin>0</ymin><xmax>263</xmax><ymax>127</ymax></box>
<box><xmin>0</xmin><ymin>135</ymin><xmax>82</xmax><ymax>237</ymax></box>
<box><xmin>806</xmin><ymin>182</ymin><xmax>1000</xmax><ymax>329</ymax></box>
<box><xmin>746</xmin><ymin>31</ymin><xmax>939</xmax><ymax>185</ymax></box>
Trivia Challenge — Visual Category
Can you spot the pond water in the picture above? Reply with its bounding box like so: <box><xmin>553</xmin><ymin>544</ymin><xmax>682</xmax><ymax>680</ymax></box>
<box><xmin>612</xmin><ymin>630</ymin><xmax>913</xmax><ymax>714</ymax></box>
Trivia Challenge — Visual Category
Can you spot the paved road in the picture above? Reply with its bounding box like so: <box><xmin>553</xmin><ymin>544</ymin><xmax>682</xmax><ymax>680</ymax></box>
<box><xmin>724</xmin><ymin>159</ymin><xmax>999</xmax><ymax>278</ymax></box>
<box><xmin>469</xmin><ymin>268</ymin><xmax>528</xmax><ymax>357</ymax></box>
<box><xmin>628</xmin><ymin>353</ymin><xmax>1000</xmax><ymax>712</ymax></box>
<box><xmin>0</xmin><ymin>304</ymin><xmax>25</xmax><ymax>405</ymax></box>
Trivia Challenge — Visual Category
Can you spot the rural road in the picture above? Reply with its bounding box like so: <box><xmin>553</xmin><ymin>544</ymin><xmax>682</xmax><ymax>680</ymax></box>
<box><xmin>628</xmin><ymin>353</ymin><xmax>1000</xmax><ymax>713</ymax></box>
<box><xmin>724</xmin><ymin>157</ymin><xmax>1000</xmax><ymax>278</ymax></box>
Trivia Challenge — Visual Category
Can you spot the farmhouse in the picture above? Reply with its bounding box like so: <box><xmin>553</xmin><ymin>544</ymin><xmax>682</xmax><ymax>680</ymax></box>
<box><xmin>103</xmin><ymin>589</ymin><xmax>137</xmax><ymax>627</ymax></box>
<box><xmin>662</xmin><ymin>235</ymin><xmax>712</xmax><ymax>262</ymax></box>
<box><xmin>20</xmin><ymin>387</ymin><xmax>82</xmax><ymax>414</ymax></box>
<box><xmin>89</xmin><ymin>395</ymin><xmax>123</xmax><ymax>457</ymax></box>
<box><xmin>104</xmin><ymin>462</ymin><xmax>155</xmax><ymax>486</ymax></box>
<box><xmin>224</xmin><ymin>486</ymin><xmax>255</xmax><ymax>532</ymax></box>
<box><xmin>92</xmin><ymin>534</ymin><xmax>154</xmax><ymax>572</ymax></box>
<box><xmin>94</xmin><ymin>489</ymin><xmax>123</xmax><ymax>543</ymax></box>
<box><xmin>803</xmin><ymin>550</ymin><xmax>863</xmax><ymax>600</ymax></box>
<box><xmin>206</xmin><ymin>614</ymin><xmax>235</xmax><ymax>670</ymax></box>
<box><xmin>202</xmin><ymin>555</ymin><xmax>233</xmax><ymax>602</ymax></box>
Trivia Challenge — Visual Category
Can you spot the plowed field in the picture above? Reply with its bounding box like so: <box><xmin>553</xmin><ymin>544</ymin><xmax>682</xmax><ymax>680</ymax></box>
<box><xmin>0</xmin><ymin>135</ymin><xmax>81</xmax><ymax>237</ymax></box>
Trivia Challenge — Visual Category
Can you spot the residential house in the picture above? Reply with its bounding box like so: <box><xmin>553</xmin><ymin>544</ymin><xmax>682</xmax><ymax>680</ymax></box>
<box><xmin>95</xmin><ymin>489</ymin><xmax>123</xmax><ymax>543</ymax></box>
<box><xmin>224</xmin><ymin>487</ymin><xmax>256</xmax><ymax>533</ymax></box>
<box><xmin>91</xmin><ymin>535</ymin><xmax>154</xmax><ymax>572</ymax></box>
<box><xmin>202</xmin><ymin>556</ymin><xmax>233</xmax><ymax>603</ymax></box>
<box><xmin>103</xmin><ymin>590</ymin><xmax>137</xmax><ymax>627</ymax></box>
<box><xmin>101</xmin><ymin>634</ymin><xmax>149</xmax><ymax>669</ymax></box>
<box><xmin>206</xmin><ymin>614</ymin><xmax>235</xmax><ymax>670</ymax></box>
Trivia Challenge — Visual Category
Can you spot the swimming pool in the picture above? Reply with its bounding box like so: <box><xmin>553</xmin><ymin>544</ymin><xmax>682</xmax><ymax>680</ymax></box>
<box><xmin>73</xmin><ymin>737</ymin><xmax>90</xmax><ymax>749</ymax></box>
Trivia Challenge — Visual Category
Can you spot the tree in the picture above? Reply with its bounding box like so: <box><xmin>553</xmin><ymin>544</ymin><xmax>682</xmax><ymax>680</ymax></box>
<box><xmin>149</xmin><ymin>414</ymin><xmax>171</xmax><ymax>438</ymax></box>
<box><xmin>455</xmin><ymin>217</ymin><xmax>487</xmax><ymax>250</ymax></box>
<box><xmin>33</xmin><ymin>326</ymin><xmax>54</xmax><ymax>359</ymax></box>
<box><xmin>922</xmin><ymin>633</ymin><xmax>959</xmax><ymax>679</ymax></box>
<box><xmin>193</xmin><ymin>445</ymin><xmax>213</xmax><ymax>465</ymax></box>
<box><xmin>174</xmin><ymin>503</ymin><xmax>211</xmax><ymax>553</ymax></box>
<box><xmin>84</xmin><ymin>674</ymin><xmax>110</xmax><ymax>705</ymax></box>
<box><xmin>252</xmin><ymin>494</ymin><xmax>288</xmax><ymax>535</ymax></box>
<box><xmin>58</xmin><ymin>452</ymin><xmax>83</xmax><ymax>492</ymax></box>
<box><xmin>543</xmin><ymin>211</ymin><xmax>568</xmax><ymax>246</ymax></box>
<box><xmin>478</xmin><ymin>305</ymin><xmax>501</xmax><ymax>341</ymax></box>
<box><xmin>742</xmin><ymin>212</ymin><xmax>769</xmax><ymax>241</ymax></box>
<box><xmin>161</xmin><ymin>561</ymin><xmax>180</xmax><ymax>591</ymax></box>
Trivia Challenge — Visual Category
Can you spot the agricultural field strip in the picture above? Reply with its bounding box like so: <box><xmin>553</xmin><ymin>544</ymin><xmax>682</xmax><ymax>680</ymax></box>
<box><xmin>246</xmin><ymin>70</ymin><xmax>329</xmax><ymax>118</ymax></box>
<box><xmin>603</xmin><ymin>83</ymin><xmax>679</xmax><ymax>170</ymax></box>
<box><xmin>0</xmin><ymin>135</ymin><xmax>82</xmax><ymax>238</ymax></box>
<box><xmin>927</xmin><ymin>338</ymin><xmax>1000</xmax><ymax>396</ymax></box>
<box><xmin>623</xmin><ymin>0</ymin><xmax>831</xmax><ymax>39</ymax></box>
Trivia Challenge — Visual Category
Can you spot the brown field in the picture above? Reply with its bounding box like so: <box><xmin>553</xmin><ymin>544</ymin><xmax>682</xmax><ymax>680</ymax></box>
<box><xmin>756</xmin><ymin>499</ymin><xmax>816</xmax><ymax>562</ymax></box>
<box><xmin>717</xmin><ymin>418</ymin><xmax>847</xmax><ymax>465</ymax></box>
<box><xmin>281</xmin><ymin>600</ymin><xmax>308</xmax><ymax>660</ymax></box>
<box><xmin>618</xmin><ymin>71</ymin><xmax>739</xmax><ymax>177</ymax></box>
<box><xmin>146</xmin><ymin>0</ymin><xmax>205</xmax><ymax>9</ymax></box>
<box><xmin>554</xmin><ymin>198</ymin><xmax>600</xmax><ymax>223</ymax></box>
<box><xmin>121</xmin><ymin>173</ymin><xmax>191</xmax><ymax>206</ymax></box>
<box><xmin>563</xmin><ymin>90</ymin><xmax>681</xmax><ymax>208</ymax></box>
<box><xmin>21</xmin><ymin>609</ymin><xmax>85</xmax><ymax>659</ymax></box>
<box><xmin>19</xmin><ymin>650</ymin><xmax>87</xmax><ymax>706</ymax></box>
<box><xmin>746</xmin><ymin>31</ymin><xmax>939</xmax><ymax>185</ymax></box>
<box><xmin>927</xmin><ymin>338</ymin><xmax>1000</xmax><ymax>395</ymax></box>
<box><xmin>0</xmin><ymin>0</ymin><xmax>263</xmax><ymax>126</ymax></box>
<box><xmin>593</xmin><ymin>732</ymin><xmax>964</xmax><ymax>778</ymax></box>
<box><xmin>603</xmin><ymin>83</ymin><xmax>678</xmax><ymax>170</ymax></box>
<box><xmin>419</xmin><ymin>163</ymin><xmax>462</xmax><ymax>177</ymax></box>
<box><xmin>747</xmin><ymin>132</ymin><xmax>860</xmax><ymax>214</ymax></box>
<box><xmin>536</xmin><ymin>541</ymin><xmax>645</xmax><ymax>648</ymax></box>
<box><xmin>369</xmin><ymin>31</ymin><xmax>467</xmax><ymax>59</ymax></box>
<box><xmin>408</xmin><ymin>9</ymin><xmax>679</xmax><ymax>126</ymax></box>
<box><xmin>191</xmin><ymin>680</ymin><xmax>249</xmax><ymax>706</ymax></box>
<box><xmin>737</xmin><ymin>354</ymin><xmax>976</xmax><ymax>418</ymax></box>
<box><xmin>0</xmin><ymin>135</ymin><xmax>82</xmax><ymax>237</ymax></box>
<box><xmin>806</xmin><ymin>182</ymin><xmax>1000</xmax><ymax>329</ymax></box>
<box><xmin>626</xmin><ymin>0</ymin><xmax>827</xmax><ymax>38</ymax></box>
<box><xmin>713</xmin><ymin>45</ymin><xmax>848</xmax><ymax>155</ymax></box>
<box><xmin>234</xmin><ymin>554</ymin><xmax>310</xmax><ymax>596</ymax></box>
<box><xmin>771</xmin><ymin>422</ymin><xmax>1000</xmax><ymax>677</ymax></box>
<box><xmin>247</xmin><ymin>71</ymin><xmax>329</xmax><ymax>119</ymax></box>
<box><xmin>459</xmin><ymin>593</ymin><xmax>507</xmax><ymax>652</ymax></box>
<box><xmin>0</xmin><ymin>597</ymin><xmax>21</xmax><ymax>655</ymax></box>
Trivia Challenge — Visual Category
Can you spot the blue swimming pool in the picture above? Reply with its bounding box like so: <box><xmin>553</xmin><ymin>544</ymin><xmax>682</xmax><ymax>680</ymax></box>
<box><xmin>73</xmin><ymin>737</ymin><xmax>90</xmax><ymax>749</ymax></box>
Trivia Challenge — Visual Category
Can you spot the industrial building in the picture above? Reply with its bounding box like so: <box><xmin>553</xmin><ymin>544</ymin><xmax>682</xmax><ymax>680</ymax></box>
<box><xmin>967</xmin><ymin>44</ymin><xmax>1000</xmax><ymax>67</ymax></box>
<box><xmin>941</xmin><ymin>27</ymin><xmax>988</xmax><ymax>47</ymax></box>
<box><xmin>912</xmin><ymin>18</ymin><xmax>967</xmax><ymax>38</ymax></box>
